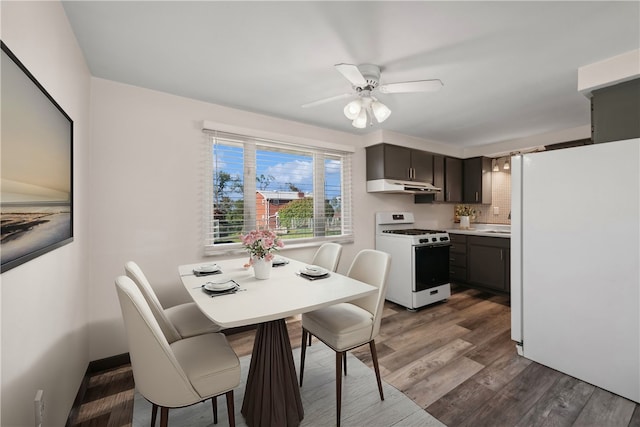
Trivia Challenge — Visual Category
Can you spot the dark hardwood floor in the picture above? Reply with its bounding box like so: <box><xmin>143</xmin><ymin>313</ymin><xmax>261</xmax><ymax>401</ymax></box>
<box><xmin>69</xmin><ymin>285</ymin><xmax>640</xmax><ymax>426</ymax></box>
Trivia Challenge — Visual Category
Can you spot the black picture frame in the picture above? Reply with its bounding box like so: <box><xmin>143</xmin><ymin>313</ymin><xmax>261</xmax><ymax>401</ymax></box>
<box><xmin>1</xmin><ymin>41</ymin><xmax>74</xmax><ymax>273</ymax></box>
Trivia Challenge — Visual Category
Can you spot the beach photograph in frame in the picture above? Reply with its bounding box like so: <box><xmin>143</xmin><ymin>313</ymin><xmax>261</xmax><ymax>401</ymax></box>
<box><xmin>1</xmin><ymin>41</ymin><xmax>73</xmax><ymax>272</ymax></box>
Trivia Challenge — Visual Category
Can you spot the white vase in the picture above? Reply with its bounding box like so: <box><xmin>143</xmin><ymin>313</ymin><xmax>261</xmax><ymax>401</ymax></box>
<box><xmin>460</xmin><ymin>215</ymin><xmax>470</xmax><ymax>229</ymax></box>
<box><xmin>252</xmin><ymin>256</ymin><xmax>272</xmax><ymax>280</ymax></box>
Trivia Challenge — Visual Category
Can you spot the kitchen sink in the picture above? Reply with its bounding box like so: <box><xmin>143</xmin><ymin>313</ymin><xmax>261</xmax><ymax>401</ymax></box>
<box><xmin>485</xmin><ymin>230</ymin><xmax>511</xmax><ymax>234</ymax></box>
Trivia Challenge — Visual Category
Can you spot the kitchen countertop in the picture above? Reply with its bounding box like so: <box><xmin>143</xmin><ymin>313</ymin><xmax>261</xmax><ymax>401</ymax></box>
<box><xmin>447</xmin><ymin>224</ymin><xmax>511</xmax><ymax>238</ymax></box>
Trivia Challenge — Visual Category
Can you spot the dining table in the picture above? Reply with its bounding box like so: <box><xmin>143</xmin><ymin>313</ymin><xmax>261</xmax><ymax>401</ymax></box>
<box><xmin>178</xmin><ymin>255</ymin><xmax>378</xmax><ymax>427</ymax></box>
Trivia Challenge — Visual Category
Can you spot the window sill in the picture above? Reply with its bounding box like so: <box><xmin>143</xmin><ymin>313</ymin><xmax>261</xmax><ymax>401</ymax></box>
<box><xmin>204</xmin><ymin>235</ymin><xmax>354</xmax><ymax>257</ymax></box>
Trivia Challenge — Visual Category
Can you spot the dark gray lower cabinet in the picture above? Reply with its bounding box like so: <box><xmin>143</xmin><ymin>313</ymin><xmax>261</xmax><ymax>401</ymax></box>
<box><xmin>467</xmin><ymin>236</ymin><xmax>510</xmax><ymax>292</ymax></box>
<box><xmin>449</xmin><ymin>233</ymin><xmax>467</xmax><ymax>282</ymax></box>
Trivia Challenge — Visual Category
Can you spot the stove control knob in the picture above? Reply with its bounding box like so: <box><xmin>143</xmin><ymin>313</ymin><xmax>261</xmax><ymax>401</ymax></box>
<box><xmin>440</xmin><ymin>236</ymin><xmax>449</xmax><ymax>241</ymax></box>
<box><xmin>419</xmin><ymin>238</ymin><xmax>428</xmax><ymax>244</ymax></box>
<box><xmin>432</xmin><ymin>237</ymin><xmax>437</xmax><ymax>242</ymax></box>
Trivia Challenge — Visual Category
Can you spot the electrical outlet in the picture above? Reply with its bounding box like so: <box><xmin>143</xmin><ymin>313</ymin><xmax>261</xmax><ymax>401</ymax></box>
<box><xmin>34</xmin><ymin>389</ymin><xmax>44</xmax><ymax>427</ymax></box>
<box><xmin>493</xmin><ymin>206</ymin><xmax>500</xmax><ymax>215</ymax></box>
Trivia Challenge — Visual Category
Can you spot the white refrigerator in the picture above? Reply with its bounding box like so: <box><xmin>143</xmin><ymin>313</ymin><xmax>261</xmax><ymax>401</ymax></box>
<box><xmin>511</xmin><ymin>138</ymin><xmax>640</xmax><ymax>403</ymax></box>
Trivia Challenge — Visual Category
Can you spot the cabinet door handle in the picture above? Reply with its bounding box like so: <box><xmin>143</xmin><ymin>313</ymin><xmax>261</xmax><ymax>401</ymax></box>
<box><xmin>475</xmin><ymin>191</ymin><xmax>479</xmax><ymax>202</ymax></box>
<box><xmin>500</xmin><ymin>249</ymin><xmax>503</xmax><ymax>261</ymax></box>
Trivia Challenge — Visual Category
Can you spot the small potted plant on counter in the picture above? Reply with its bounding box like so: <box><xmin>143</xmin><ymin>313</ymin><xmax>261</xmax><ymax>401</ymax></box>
<box><xmin>455</xmin><ymin>205</ymin><xmax>476</xmax><ymax>229</ymax></box>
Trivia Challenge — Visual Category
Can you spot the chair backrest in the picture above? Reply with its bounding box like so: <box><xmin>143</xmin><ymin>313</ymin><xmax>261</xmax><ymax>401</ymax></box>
<box><xmin>311</xmin><ymin>243</ymin><xmax>343</xmax><ymax>272</ymax></box>
<box><xmin>115</xmin><ymin>276</ymin><xmax>199</xmax><ymax>407</ymax></box>
<box><xmin>346</xmin><ymin>249</ymin><xmax>391</xmax><ymax>340</ymax></box>
<box><xmin>124</xmin><ymin>261</ymin><xmax>181</xmax><ymax>343</ymax></box>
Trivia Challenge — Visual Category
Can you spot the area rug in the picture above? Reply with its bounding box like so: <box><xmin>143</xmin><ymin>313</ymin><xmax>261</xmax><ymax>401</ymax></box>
<box><xmin>132</xmin><ymin>343</ymin><xmax>445</xmax><ymax>426</ymax></box>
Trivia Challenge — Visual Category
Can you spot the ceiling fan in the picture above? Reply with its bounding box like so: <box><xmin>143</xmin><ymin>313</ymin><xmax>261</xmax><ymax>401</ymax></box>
<box><xmin>302</xmin><ymin>63</ymin><xmax>443</xmax><ymax>128</ymax></box>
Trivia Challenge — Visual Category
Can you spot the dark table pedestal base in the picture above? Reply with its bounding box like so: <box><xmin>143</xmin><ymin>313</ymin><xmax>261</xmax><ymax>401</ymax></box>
<box><xmin>241</xmin><ymin>319</ymin><xmax>304</xmax><ymax>427</ymax></box>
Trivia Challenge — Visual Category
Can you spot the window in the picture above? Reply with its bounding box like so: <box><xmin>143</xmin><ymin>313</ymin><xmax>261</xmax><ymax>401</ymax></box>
<box><xmin>204</xmin><ymin>130</ymin><xmax>353</xmax><ymax>254</ymax></box>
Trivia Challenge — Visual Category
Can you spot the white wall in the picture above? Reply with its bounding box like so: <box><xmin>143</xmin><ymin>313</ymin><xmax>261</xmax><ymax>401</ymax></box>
<box><xmin>89</xmin><ymin>78</ymin><xmax>456</xmax><ymax>359</ymax></box>
<box><xmin>0</xmin><ymin>2</ymin><xmax>92</xmax><ymax>426</ymax></box>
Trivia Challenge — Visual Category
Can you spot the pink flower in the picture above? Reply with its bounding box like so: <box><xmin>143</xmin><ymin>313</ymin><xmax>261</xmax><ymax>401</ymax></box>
<box><xmin>240</xmin><ymin>229</ymin><xmax>284</xmax><ymax>259</ymax></box>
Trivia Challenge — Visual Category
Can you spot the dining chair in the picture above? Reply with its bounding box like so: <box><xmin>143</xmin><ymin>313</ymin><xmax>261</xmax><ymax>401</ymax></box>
<box><xmin>310</xmin><ymin>242</ymin><xmax>343</xmax><ymax>272</ymax></box>
<box><xmin>306</xmin><ymin>242</ymin><xmax>344</xmax><ymax>346</ymax></box>
<box><xmin>298</xmin><ymin>249</ymin><xmax>391</xmax><ymax>427</ymax></box>
<box><xmin>125</xmin><ymin>261</ymin><xmax>221</xmax><ymax>343</ymax></box>
<box><xmin>115</xmin><ymin>275</ymin><xmax>241</xmax><ymax>427</ymax></box>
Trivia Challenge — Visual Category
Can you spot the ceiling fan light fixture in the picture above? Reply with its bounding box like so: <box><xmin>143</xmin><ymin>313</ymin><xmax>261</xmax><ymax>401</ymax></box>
<box><xmin>343</xmin><ymin>99</ymin><xmax>362</xmax><ymax>120</ymax></box>
<box><xmin>352</xmin><ymin>108</ymin><xmax>368</xmax><ymax>128</ymax></box>
<box><xmin>371</xmin><ymin>100</ymin><xmax>391</xmax><ymax>123</ymax></box>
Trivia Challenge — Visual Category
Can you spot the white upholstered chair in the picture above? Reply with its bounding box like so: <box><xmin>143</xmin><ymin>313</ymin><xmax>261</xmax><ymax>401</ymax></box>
<box><xmin>306</xmin><ymin>242</ymin><xmax>344</xmax><ymax>346</ymax></box>
<box><xmin>125</xmin><ymin>261</ymin><xmax>221</xmax><ymax>342</ymax></box>
<box><xmin>115</xmin><ymin>275</ymin><xmax>240</xmax><ymax>427</ymax></box>
<box><xmin>310</xmin><ymin>242</ymin><xmax>343</xmax><ymax>272</ymax></box>
<box><xmin>299</xmin><ymin>249</ymin><xmax>391</xmax><ymax>427</ymax></box>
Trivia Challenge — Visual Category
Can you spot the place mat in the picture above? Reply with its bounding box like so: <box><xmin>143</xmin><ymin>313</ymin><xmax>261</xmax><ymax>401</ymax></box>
<box><xmin>201</xmin><ymin>286</ymin><xmax>240</xmax><ymax>297</ymax></box>
<box><xmin>194</xmin><ymin>270</ymin><xmax>222</xmax><ymax>277</ymax></box>
<box><xmin>297</xmin><ymin>272</ymin><xmax>330</xmax><ymax>281</ymax></box>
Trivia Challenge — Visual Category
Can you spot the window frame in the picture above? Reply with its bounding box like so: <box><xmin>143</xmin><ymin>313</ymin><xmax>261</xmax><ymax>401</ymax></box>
<box><xmin>203</xmin><ymin>128</ymin><xmax>354</xmax><ymax>256</ymax></box>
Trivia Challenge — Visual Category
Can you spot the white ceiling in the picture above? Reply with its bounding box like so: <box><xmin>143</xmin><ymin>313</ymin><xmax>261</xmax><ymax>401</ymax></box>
<box><xmin>62</xmin><ymin>1</ymin><xmax>639</xmax><ymax>148</ymax></box>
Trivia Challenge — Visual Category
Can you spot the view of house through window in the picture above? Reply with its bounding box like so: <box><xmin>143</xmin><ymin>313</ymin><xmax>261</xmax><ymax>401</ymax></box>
<box><xmin>206</xmin><ymin>131</ymin><xmax>352</xmax><ymax>250</ymax></box>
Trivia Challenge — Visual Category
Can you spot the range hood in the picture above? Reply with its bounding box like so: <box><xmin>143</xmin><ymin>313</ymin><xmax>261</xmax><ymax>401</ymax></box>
<box><xmin>367</xmin><ymin>179</ymin><xmax>441</xmax><ymax>194</ymax></box>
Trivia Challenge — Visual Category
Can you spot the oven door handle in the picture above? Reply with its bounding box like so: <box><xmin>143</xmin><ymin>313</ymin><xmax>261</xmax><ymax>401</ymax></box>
<box><xmin>415</xmin><ymin>242</ymin><xmax>451</xmax><ymax>249</ymax></box>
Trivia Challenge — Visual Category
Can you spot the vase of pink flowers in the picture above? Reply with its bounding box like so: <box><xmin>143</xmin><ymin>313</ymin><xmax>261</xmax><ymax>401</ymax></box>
<box><xmin>241</xmin><ymin>229</ymin><xmax>284</xmax><ymax>279</ymax></box>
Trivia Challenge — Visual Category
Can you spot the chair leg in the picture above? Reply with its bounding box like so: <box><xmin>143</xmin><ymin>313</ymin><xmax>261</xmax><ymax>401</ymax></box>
<box><xmin>336</xmin><ymin>351</ymin><xmax>343</xmax><ymax>427</ymax></box>
<box><xmin>343</xmin><ymin>352</ymin><xmax>347</xmax><ymax>376</ymax></box>
<box><xmin>159</xmin><ymin>406</ymin><xmax>169</xmax><ymax>427</ymax></box>
<box><xmin>211</xmin><ymin>396</ymin><xmax>218</xmax><ymax>424</ymax></box>
<box><xmin>308</xmin><ymin>332</ymin><xmax>313</xmax><ymax>346</ymax></box>
<box><xmin>300</xmin><ymin>328</ymin><xmax>309</xmax><ymax>386</ymax></box>
<box><xmin>226</xmin><ymin>390</ymin><xmax>236</xmax><ymax>427</ymax></box>
<box><xmin>369</xmin><ymin>340</ymin><xmax>384</xmax><ymax>401</ymax></box>
<box><xmin>150</xmin><ymin>403</ymin><xmax>158</xmax><ymax>427</ymax></box>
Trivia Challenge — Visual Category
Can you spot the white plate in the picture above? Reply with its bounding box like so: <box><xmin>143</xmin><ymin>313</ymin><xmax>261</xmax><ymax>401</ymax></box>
<box><xmin>302</xmin><ymin>265</ymin><xmax>328</xmax><ymax>277</ymax></box>
<box><xmin>204</xmin><ymin>280</ymin><xmax>237</xmax><ymax>292</ymax></box>
<box><xmin>272</xmin><ymin>257</ymin><xmax>288</xmax><ymax>266</ymax></box>
<box><xmin>194</xmin><ymin>264</ymin><xmax>220</xmax><ymax>273</ymax></box>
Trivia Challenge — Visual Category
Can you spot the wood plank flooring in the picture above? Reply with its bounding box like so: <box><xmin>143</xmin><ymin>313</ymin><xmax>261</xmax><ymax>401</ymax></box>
<box><xmin>69</xmin><ymin>285</ymin><xmax>640</xmax><ymax>426</ymax></box>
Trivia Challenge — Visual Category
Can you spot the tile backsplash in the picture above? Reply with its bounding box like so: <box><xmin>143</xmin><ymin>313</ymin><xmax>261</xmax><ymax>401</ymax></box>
<box><xmin>470</xmin><ymin>169</ymin><xmax>511</xmax><ymax>224</ymax></box>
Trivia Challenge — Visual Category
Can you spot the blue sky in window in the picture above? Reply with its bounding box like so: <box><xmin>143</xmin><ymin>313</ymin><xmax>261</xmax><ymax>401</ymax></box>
<box><xmin>213</xmin><ymin>145</ymin><xmax>342</xmax><ymax>200</ymax></box>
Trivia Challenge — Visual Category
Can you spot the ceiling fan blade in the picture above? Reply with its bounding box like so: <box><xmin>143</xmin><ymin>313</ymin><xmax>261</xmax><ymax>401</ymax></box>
<box><xmin>302</xmin><ymin>93</ymin><xmax>353</xmax><ymax>108</ymax></box>
<box><xmin>378</xmin><ymin>79</ymin><xmax>443</xmax><ymax>94</ymax></box>
<box><xmin>335</xmin><ymin>63</ymin><xmax>367</xmax><ymax>87</ymax></box>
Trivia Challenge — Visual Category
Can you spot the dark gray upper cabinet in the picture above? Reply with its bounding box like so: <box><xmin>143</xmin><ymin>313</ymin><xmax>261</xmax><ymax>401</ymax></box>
<box><xmin>463</xmin><ymin>157</ymin><xmax>492</xmax><ymax>204</ymax></box>
<box><xmin>591</xmin><ymin>78</ymin><xmax>640</xmax><ymax>144</ymax></box>
<box><xmin>432</xmin><ymin>155</ymin><xmax>445</xmax><ymax>202</ymax></box>
<box><xmin>445</xmin><ymin>157</ymin><xmax>463</xmax><ymax>203</ymax></box>
<box><xmin>366</xmin><ymin>143</ymin><xmax>433</xmax><ymax>183</ymax></box>
<box><xmin>416</xmin><ymin>155</ymin><xmax>462</xmax><ymax>204</ymax></box>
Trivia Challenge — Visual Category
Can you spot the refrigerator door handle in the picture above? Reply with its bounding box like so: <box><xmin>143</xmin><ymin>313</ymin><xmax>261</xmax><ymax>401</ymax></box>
<box><xmin>510</xmin><ymin>155</ymin><xmax>524</xmax><ymax>346</ymax></box>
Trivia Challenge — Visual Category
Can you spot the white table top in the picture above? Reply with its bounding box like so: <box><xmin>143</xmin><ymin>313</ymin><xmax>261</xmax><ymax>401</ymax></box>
<box><xmin>179</xmin><ymin>256</ymin><xmax>378</xmax><ymax>328</ymax></box>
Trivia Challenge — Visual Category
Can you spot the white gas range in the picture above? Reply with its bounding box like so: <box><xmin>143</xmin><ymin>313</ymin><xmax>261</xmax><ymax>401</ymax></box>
<box><xmin>375</xmin><ymin>212</ymin><xmax>451</xmax><ymax>310</ymax></box>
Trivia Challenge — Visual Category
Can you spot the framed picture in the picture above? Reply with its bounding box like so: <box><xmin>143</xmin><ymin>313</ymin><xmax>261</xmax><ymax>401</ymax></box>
<box><xmin>1</xmin><ymin>41</ymin><xmax>74</xmax><ymax>272</ymax></box>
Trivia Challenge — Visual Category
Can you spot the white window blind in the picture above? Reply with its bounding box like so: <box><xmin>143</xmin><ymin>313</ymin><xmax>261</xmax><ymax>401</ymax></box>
<box><xmin>203</xmin><ymin>130</ymin><xmax>353</xmax><ymax>254</ymax></box>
